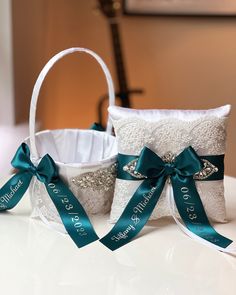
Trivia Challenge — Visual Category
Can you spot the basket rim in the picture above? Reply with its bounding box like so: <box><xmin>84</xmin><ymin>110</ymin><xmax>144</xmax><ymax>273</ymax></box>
<box><xmin>25</xmin><ymin>128</ymin><xmax>117</xmax><ymax>169</ymax></box>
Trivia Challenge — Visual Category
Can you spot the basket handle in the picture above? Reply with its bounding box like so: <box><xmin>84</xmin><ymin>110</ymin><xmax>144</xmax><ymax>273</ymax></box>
<box><xmin>29</xmin><ymin>47</ymin><xmax>115</xmax><ymax>161</ymax></box>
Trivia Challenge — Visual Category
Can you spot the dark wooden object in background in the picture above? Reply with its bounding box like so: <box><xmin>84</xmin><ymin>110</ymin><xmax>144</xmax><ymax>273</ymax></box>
<box><xmin>97</xmin><ymin>0</ymin><xmax>143</xmax><ymax>126</ymax></box>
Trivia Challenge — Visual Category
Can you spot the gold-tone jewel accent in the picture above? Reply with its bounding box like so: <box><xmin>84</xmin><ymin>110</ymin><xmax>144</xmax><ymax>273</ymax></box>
<box><xmin>194</xmin><ymin>159</ymin><xmax>218</xmax><ymax>180</ymax></box>
<box><xmin>71</xmin><ymin>163</ymin><xmax>117</xmax><ymax>192</ymax></box>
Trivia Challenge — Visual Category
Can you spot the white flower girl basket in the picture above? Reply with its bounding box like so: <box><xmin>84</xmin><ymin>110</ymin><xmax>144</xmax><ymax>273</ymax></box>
<box><xmin>25</xmin><ymin>47</ymin><xmax>118</xmax><ymax>232</ymax></box>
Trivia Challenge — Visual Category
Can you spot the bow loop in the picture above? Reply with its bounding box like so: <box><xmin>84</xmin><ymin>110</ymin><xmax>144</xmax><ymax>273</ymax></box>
<box><xmin>135</xmin><ymin>146</ymin><xmax>203</xmax><ymax>180</ymax></box>
<box><xmin>11</xmin><ymin>143</ymin><xmax>33</xmax><ymax>171</ymax></box>
<box><xmin>174</xmin><ymin>146</ymin><xmax>204</xmax><ymax>177</ymax></box>
<box><xmin>36</xmin><ymin>154</ymin><xmax>58</xmax><ymax>183</ymax></box>
<box><xmin>11</xmin><ymin>143</ymin><xmax>58</xmax><ymax>183</ymax></box>
<box><xmin>135</xmin><ymin>147</ymin><xmax>165</xmax><ymax>178</ymax></box>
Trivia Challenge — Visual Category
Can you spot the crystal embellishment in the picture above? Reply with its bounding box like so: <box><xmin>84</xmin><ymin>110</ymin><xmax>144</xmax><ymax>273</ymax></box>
<box><xmin>162</xmin><ymin>152</ymin><xmax>176</xmax><ymax>163</ymax></box>
<box><xmin>194</xmin><ymin>159</ymin><xmax>218</xmax><ymax>180</ymax></box>
<box><xmin>71</xmin><ymin>163</ymin><xmax>117</xmax><ymax>192</ymax></box>
<box><xmin>123</xmin><ymin>152</ymin><xmax>177</xmax><ymax>179</ymax></box>
<box><xmin>123</xmin><ymin>159</ymin><xmax>146</xmax><ymax>179</ymax></box>
<box><xmin>160</xmin><ymin>152</ymin><xmax>219</xmax><ymax>180</ymax></box>
<box><xmin>123</xmin><ymin>151</ymin><xmax>218</xmax><ymax>181</ymax></box>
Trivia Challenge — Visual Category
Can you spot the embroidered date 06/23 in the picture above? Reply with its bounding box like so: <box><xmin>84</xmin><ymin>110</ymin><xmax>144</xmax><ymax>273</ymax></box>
<box><xmin>181</xmin><ymin>186</ymin><xmax>198</xmax><ymax>221</ymax></box>
<box><xmin>47</xmin><ymin>183</ymin><xmax>87</xmax><ymax>236</ymax></box>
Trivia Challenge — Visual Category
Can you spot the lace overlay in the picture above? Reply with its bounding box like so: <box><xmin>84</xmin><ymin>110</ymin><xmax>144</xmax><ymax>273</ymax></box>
<box><xmin>110</xmin><ymin>116</ymin><xmax>228</xmax><ymax>223</ymax></box>
<box><xmin>110</xmin><ymin>179</ymin><xmax>226</xmax><ymax>223</ymax></box>
<box><xmin>113</xmin><ymin>117</ymin><xmax>227</xmax><ymax>156</ymax></box>
<box><xmin>30</xmin><ymin>162</ymin><xmax>116</xmax><ymax>226</ymax></box>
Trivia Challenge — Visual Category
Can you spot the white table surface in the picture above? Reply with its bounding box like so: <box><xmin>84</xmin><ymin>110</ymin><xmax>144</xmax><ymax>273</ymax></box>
<box><xmin>0</xmin><ymin>176</ymin><xmax>236</xmax><ymax>295</ymax></box>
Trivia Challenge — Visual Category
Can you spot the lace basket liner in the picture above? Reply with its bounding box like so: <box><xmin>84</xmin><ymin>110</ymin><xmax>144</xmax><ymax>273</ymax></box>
<box><xmin>25</xmin><ymin>47</ymin><xmax>118</xmax><ymax>233</ymax></box>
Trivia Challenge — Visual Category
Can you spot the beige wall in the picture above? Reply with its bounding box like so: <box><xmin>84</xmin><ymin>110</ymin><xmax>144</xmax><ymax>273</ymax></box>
<box><xmin>12</xmin><ymin>0</ymin><xmax>236</xmax><ymax>176</ymax></box>
<box><xmin>12</xmin><ymin>0</ymin><xmax>47</xmax><ymax>124</ymax></box>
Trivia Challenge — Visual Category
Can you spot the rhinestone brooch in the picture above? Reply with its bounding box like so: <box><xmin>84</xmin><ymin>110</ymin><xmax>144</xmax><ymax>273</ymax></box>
<box><xmin>194</xmin><ymin>159</ymin><xmax>218</xmax><ymax>180</ymax></box>
<box><xmin>123</xmin><ymin>159</ymin><xmax>146</xmax><ymax>179</ymax></box>
<box><xmin>123</xmin><ymin>152</ymin><xmax>177</xmax><ymax>179</ymax></box>
<box><xmin>71</xmin><ymin>163</ymin><xmax>117</xmax><ymax>192</ymax></box>
<box><xmin>161</xmin><ymin>152</ymin><xmax>176</xmax><ymax>163</ymax></box>
<box><xmin>123</xmin><ymin>151</ymin><xmax>218</xmax><ymax>181</ymax></box>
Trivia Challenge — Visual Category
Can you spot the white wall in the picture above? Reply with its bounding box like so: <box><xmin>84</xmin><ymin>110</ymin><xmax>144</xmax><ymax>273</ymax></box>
<box><xmin>0</xmin><ymin>0</ymin><xmax>14</xmax><ymax>125</ymax></box>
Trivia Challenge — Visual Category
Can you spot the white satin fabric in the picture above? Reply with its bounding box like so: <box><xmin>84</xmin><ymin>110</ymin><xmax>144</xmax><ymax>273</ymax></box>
<box><xmin>26</xmin><ymin>129</ymin><xmax>117</xmax><ymax>166</ymax></box>
<box><xmin>29</xmin><ymin>48</ymin><xmax>115</xmax><ymax>160</ymax></box>
<box><xmin>109</xmin><ymin>104</ymin><xmax>231</xmax><ymax>121</ymax></box>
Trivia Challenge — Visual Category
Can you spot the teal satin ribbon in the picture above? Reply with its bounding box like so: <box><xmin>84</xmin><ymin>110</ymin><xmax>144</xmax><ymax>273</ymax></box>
<box><xmin>100</xmin><ymin>146</ymin><xmax>232</xmax><ymax>251</ymax></box>
<box><xmin>90</xmin><ymin>122</ymin><xmax>105</xmax><ymax>132</ymax></box>
<box><xmin>0</xmin><ymin>143</ymin><xmax>99</xmax><ymax>248</ymax></box>
<box><xmin>116</xmin><ymin>154</ymin><xmax>225</xmax><ymax>181</ymax></box>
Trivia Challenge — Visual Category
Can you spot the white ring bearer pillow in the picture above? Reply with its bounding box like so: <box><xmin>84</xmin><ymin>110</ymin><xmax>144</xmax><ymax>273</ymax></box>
<box><xmin>109</xmin><ymin>104</ymin><xmax>231</xmax><ymax>224</ymax></box>
<box><xmin>25</xmin><ymin>47</ymin><xmax>118</xmax><ymax>232</ymax></box>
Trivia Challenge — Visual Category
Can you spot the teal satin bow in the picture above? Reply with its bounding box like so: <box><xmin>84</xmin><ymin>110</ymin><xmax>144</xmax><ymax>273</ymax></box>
<box><xmin>0</xmin><ymin>143</ymin><xmax>99</xmax><ymax>248</ymax></box>
<box><xmin>100</xmin><ymin>146</ymin><xmax>232</xmax><ymax>251</ymax></box>
<box><xmin>11</xmin><ymin>143</ymin><xmax>58</xmax><ymax>183</ymax></box>
<box><xmin>135</xmin><ymin>146</ymin><xmax>203</xmax><ymax>179</ymax></box>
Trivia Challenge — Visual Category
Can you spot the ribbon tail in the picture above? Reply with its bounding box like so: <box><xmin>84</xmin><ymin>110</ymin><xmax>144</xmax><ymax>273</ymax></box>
<box><xmin>100</xmin><ymin>176</ymin><xmax>167</xmax><ymax>251</ymax></box>
<box><xmin>0</xmin><ymin>172</ymin><xmax>32</xmax><ymax>211</ymax></box>
<box><xmin>168</xmin><ymin>188</ymin><xmax>236</xmax><ymax>255</ymax></box>
<box><xmin>45</xmin><ymin>178</ymin><xmax>99</xmax><ymax>248</ymax></box>
<box><xmin>170</xmin><ymin>176</ymin><xmax>234</xmax><ymax>252</ymax></box>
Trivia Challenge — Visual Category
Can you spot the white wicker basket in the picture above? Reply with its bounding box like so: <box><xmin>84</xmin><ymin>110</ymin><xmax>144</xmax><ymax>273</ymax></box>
<box><xmin>25</xmin><ymin>47</ymin><xmax>117</xmax><ymax>232</ymax></box>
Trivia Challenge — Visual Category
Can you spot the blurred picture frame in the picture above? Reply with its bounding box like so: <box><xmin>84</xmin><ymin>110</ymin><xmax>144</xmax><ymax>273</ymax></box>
<box><xmin>123</xmin><ymin>0</ymin><xmax>236</xmax><ymax>16</ymax></box>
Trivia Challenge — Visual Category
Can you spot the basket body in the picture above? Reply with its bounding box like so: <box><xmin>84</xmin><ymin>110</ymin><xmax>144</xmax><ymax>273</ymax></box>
<box><xmin>25</xmin><ymin>129</ymin><xmax>117</xmax><ymax>228</ymax></box>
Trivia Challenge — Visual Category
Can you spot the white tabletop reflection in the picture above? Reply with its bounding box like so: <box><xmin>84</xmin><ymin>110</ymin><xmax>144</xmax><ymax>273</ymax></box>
<box><xmin>0</xmin><ymin>176</ymin><xmax>236</xmax><ymax>295</ymax></box>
